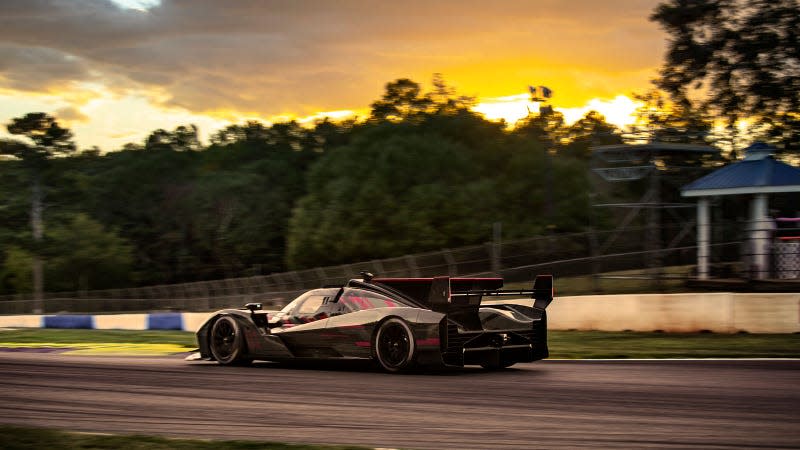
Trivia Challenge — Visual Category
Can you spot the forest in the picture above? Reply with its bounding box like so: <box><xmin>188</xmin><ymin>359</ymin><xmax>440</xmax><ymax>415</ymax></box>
<box><xmin>1</xmin><ymin>0</ymin><xmax>797</xmax><ymax>296</ymax></box>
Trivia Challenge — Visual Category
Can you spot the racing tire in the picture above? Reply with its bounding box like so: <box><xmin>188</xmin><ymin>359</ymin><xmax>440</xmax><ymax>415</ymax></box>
<box><xmin>374</xmin><ymin>318</ymin><xmax>415</xmax><ymax>373</ymax></box>
<box><xmin>210</xmin><ymin>316</ymin><xmax>251</xmax><ymax>365</ymax></box>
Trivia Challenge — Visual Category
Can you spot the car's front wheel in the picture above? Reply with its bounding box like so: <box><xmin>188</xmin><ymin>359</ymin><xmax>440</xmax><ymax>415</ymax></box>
<box><xmin>210</xmin><ymin>316</ymin><xmax>251</xmax><ymax>365</ymax></box>
<box><xmin>374</xmin><ymin>318</ymin><xmax>415</xmax><ymax>373</ymax></box>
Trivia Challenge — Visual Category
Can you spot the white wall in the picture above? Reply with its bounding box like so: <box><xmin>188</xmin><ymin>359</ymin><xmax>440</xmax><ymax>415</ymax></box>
<box><xmin>545</xmin><ymin>293</ymin><xmax>800</xmax><ymax>333</ymax></box>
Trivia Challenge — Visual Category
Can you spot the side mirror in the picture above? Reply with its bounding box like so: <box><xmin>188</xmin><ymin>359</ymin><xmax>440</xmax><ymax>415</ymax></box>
<box><xmin>245</xmin><ymin>302</ymin><xmax>262</xmax><ymax>312</ymax></box>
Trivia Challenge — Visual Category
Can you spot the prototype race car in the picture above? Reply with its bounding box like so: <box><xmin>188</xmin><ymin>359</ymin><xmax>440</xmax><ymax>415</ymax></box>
<box><xmin>193</xmin><ymin>273</ymin><xmax>554</xmax><ymax>372</ymax></box>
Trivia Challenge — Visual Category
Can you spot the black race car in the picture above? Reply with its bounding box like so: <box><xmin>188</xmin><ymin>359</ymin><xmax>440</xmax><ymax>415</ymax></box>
<box><xmin>192</xmin><ymin>273</ymin><xmax>554</xmax><ymax>372</ymax></box>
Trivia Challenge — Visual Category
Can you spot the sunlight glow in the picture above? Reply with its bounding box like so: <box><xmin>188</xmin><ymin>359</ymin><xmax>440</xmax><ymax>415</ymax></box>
<box><xmin>473</xmin><ymin>94</ymin><xmax>532</xmax><ymax>125</ymax></box>
<box><xmin>558</xmin><ymin>95</ymin><xmax>642</xmax><ymax>129</ymax></box>
<box><xmin>474</xmin><ymin>93</ymin><xmax>642</xmax><ymax>130</ymax></box>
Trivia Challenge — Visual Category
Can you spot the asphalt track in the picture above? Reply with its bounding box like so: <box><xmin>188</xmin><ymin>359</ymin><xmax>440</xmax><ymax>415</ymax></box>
<box><xmin>0</xmin><ymin>353</ymin><xmax>798</xmax><ymax>449</ymax></box>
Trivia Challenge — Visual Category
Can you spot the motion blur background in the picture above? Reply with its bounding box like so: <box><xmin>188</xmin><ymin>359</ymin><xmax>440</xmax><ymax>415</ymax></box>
<box><xmin>0</xmin><ymin>0</ymin><xmax>798</xmax><ymax>314</ymax></box>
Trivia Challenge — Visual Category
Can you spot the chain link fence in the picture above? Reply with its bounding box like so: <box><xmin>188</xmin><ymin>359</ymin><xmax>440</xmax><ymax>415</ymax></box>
<box><xmin>2</xmin><ymin>222</ymin><xmax>795</xmax><ymax>315</ymax></box>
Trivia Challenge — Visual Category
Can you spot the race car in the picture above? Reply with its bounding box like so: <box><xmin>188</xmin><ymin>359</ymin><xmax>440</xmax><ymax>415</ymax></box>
<box><xmin>192</xmin><ymin>273</ymin><xmax>554</xmax><ymax>372</ymax></box>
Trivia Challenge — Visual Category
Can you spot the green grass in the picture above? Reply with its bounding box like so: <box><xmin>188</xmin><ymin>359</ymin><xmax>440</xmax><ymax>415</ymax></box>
<box><xmin>0</xmin><ymin>426</ymin><xmax>368</xmax><ymax>450</ymax></box>
<box><xmin>1</xmin><ymin>327</ymin><xmax>798</xmax><ymax>359</ymax></box>
<box><xmin>549</xmin><ymin>330</ymin><xmax>800</xmax><ymax>359</ymax></box>
<box><xmin>0</xmin><ymin>328</ymin><xmax>197</xmax><ymax>346</ymax></box>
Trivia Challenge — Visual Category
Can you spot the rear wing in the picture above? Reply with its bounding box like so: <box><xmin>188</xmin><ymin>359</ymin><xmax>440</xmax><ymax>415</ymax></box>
<box><xmin>373</xmin><ymin>275</ymin><xmax>554</xmax><ymax>312</ymax></box>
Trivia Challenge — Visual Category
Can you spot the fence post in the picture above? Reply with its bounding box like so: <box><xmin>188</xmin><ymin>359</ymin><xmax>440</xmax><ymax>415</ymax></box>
<box><xmin>404</xmin><ymin>255</ymin><xmax>420</xmax><ymax>277</ymax></box>
<box><xmin>492</xmin><ymin>221</ymin><xmax>502</xmax><ymax>275</ymax></box>
<box><xmin>589</xmin><ymin>228</ymin><xmax>601</xmax><ymax>293</ymax></box>
<box><xmin>315</xmin><ymin>267</ymin><xmax>328</xmax><ymax>285</ymax></box>
<box><xmin>443</xmin><ymin>249</ymin><xmax>457</xmax><ymax>276</ymax></box>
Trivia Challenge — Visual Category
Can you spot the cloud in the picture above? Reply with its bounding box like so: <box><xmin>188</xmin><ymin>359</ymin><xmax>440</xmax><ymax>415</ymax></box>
<box><xmin>0</xmin><ymin>0</ymin><xmax>665</xmax><ymax>119</ymax></box>
<box><xmin>54</xmin><ymin>106</ymin><xmax>90</xmax><ymax>124</ymax></box>
<box><xmin>0</xmin><ymin>46</ymin><xmax>92</xmax><ymax>92</ymax></box>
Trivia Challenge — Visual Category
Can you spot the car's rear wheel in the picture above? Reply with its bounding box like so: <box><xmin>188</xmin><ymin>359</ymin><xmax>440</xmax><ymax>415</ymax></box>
<box><xmin>374</xmin><ymin>318</ymin><xmax>415</xmax><ymax>373</ymax></box>
<box><xmin>210</xmin><ymin>316</ymin><xmax>251</xmax><ymax>365</ymax></box>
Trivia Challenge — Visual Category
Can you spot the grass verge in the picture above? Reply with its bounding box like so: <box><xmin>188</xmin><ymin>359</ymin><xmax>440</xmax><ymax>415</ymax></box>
<box><xmin>0</xmin><ymin>426</ymin><xmax>367</xmax><ymax>450</ymax></box>
<box><xmin>0</xmin><ymin>328</ymin><xmax>196</xmax><ymax>346</ymax></box>
<box><xmin>0</xmin><ymin>328</ymin><xmax>798</xmax><ymax>359</ymax></box>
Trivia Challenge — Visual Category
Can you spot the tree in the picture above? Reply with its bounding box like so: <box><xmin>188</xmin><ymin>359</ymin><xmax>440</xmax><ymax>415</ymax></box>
<box><xmin>2</xmin><ymin>214</ymin><xmax>133</xmax><ymax>293</ymax></box>
<box><xmin>369</xmin><ymin>75</ymin><xmax>475</xmax><ymax>122</ymax></box>
<box><xmin>145</xmin><ymin>124</ymin><xmax>201</xmax><ymax>151</ymax></box>
<box><xmin>561</xmin><ymin>111</ymin><xmax>624</xmax><ymax>159</ymax></box>
<box><xmin>286</xmin><ymin>115</ymin><xmax>594</xmax><ymax>269</ymax></box>
<box><xmin>370</xmin><ymin>78</ymin><xmax>434</xmax><ymax>122</ymax></box>
<box><xmin>513</xmin><ymin>107</ymin><xmax>567</xmax><ymax>146</ymax></box>
<box><xmin>0</xmin><ymin>113</ymin><xmax>75</xmax><ymax>310</ymax></box>
<box><xmin>627</xmin><ymin>89</ymin><xmax>713</xmax><ymax>146</ymax></box>
<box><xmin>652</xmin><ymin>0</ymin><xmax>800</xmax><ymax>154</ymax></box>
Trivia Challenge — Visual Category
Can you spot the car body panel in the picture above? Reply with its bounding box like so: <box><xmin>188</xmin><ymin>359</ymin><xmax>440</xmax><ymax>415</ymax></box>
<box><xmin>195</xmin><ymin>275</ymin><xmax>553</xmax><ymax>369</ymax></box>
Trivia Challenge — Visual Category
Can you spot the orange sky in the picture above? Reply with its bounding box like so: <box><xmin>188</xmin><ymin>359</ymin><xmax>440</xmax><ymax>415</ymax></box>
<box><xmin>0</xmin><ymin>0</ymin><xmax>666</xmax><ymax>151</ymax></box>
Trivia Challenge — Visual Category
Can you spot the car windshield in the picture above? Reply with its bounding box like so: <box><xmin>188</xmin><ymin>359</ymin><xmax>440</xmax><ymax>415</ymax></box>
<box><xmin>278</xmin><ymin>289</ymin><xmax>333</xmax><ymax>315</ymax></box>
<box><xmin>340</xmin><ymin>288</ymin><xmax>409</xmax><ymax>311</ymax></box>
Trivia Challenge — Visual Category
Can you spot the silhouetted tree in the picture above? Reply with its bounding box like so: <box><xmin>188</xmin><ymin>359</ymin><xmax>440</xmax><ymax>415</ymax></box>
<box><xmin>652</xmin><ymin>0</ymin><xmax>800</xmax><ymax>154</ymax></box>
<box><xmin>145</xmin><ymin>124</ymin><xmax>201</xmax><ymax>151</ymax></box>
<box><xmin>627</xmin><ymin>89</ymin><xmax>713</xmax><ymax>146</ymax></box>
<box><xmin>562</xmin><ymin>111</ymin><xmax>624</xmax><ymax>159</ymax></box>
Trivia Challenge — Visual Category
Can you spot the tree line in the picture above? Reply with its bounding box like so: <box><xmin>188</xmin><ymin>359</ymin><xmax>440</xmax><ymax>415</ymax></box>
<box><xmin>0</xmin><ymin>77</ymin><xmax>628</xmax><ymax>294</ymax></box>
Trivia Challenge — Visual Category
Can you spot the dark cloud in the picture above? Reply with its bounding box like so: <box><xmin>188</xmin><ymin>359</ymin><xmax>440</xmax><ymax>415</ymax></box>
<box><xmin>0</xmin><ymin>46</ymin><xmax>92</xmax><ymax>91</ymax></box>
<box><xmin>0</xmin><ymin>0</ymin><xmax>664</xmax><ymax>117</ymax></box>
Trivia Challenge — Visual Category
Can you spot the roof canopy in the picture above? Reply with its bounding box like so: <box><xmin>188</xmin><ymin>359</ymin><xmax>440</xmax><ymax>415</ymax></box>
<box><xmin>681</xmin><ymin>143</ymin><xmax>800</xmax><ymax>197</ymax></box>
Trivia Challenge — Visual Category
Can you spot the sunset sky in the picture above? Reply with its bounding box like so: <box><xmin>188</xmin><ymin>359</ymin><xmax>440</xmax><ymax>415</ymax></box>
<box><xmin>0</xmin><ymin>0</ymin><xmax>665</xmax><ymax>151</ymax></box>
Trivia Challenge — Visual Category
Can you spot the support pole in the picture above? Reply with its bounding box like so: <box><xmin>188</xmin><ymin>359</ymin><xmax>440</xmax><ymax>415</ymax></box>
<box><xmin>697</xmin><ymin>197</ymin><xmax>710</xmax><ymax>280</ymax></box>
<box><xmin>750</xmin><ymin>194</ymin><xmax>770</xmax><ymax>279</ymax></box>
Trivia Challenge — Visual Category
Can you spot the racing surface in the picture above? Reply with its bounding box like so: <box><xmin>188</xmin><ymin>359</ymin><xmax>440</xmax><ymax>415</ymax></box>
<box><xmin>0</xmin><ymin>353</ymin><xmax>798</xmax><ymax>449</ymax></box>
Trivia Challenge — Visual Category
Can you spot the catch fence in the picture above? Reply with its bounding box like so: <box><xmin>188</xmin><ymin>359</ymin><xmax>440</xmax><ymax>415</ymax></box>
<box><xmin>2</xmin><ymin>221</ymin><xmax>793</xmax><ymax>314</ymax></box>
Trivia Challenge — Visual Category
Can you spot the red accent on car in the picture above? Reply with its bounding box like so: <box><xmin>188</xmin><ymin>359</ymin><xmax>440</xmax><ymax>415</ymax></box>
<box><xmin>415</xmin><ymin>338</ymin><xmax>440</xmax><ymax>346</ymax></box>
<box><xmin>355</xmin><ymin>341</ymin><xmax>371</xmax><ymax>347</ymax></box>
<box><xmin>319</xmin><ymin>333</ymin><xmax>347</xmax><ymax>338</ymax></box>
<box><xmin>373</xmin><ymin>277</ymin><xmax>503</xmax><ymax>283</ymax></box>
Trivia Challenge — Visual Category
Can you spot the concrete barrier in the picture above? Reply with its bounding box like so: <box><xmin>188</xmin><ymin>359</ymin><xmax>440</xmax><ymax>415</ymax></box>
<box><xmin>0</xmin><ymin>315</ymin><xmax>42</xmax><ymax>328</ymax></box>
<box><xmin>94</xmin><ymin>314</ymin><xmax>148</xmax><ymax>330</ymax></box>
<box><xmin>545</xmin><ymin>292</ymin><xmax>800</xmax><ymax>333</ymax></box>
<box><xmin>0</xmin><ymin>293</ymin><xmax>798</xmax><ymax>333</ymax></box>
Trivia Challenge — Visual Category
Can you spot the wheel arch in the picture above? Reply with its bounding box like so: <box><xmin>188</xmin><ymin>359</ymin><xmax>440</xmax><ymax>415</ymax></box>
<box><xmin>371</xmin><ymin>315</ymin><xmax>417</xmax><ymax>372</ymax></box>
<box><xmin>206</xmin><ymin>312</ymin><xmax>253</xmax><ymax>363</ymax></box>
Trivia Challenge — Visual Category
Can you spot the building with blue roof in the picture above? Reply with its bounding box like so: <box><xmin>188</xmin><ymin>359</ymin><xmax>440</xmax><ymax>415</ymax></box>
<box><xmin>682</xmin><ymin>143</ymin><xmax>800</xmax><ymax>280</ymax></box>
